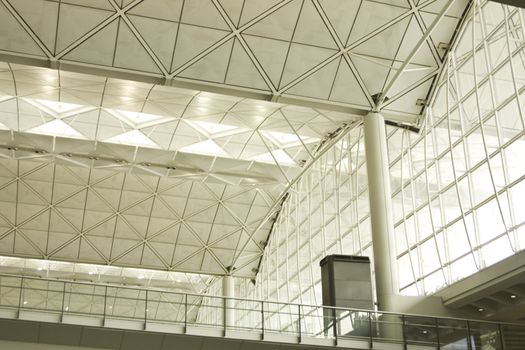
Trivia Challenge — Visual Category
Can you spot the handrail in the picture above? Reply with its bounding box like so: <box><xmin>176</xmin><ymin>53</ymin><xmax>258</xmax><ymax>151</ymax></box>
<box><xmin>1</xmin><ymin>273</ymin><xmax>524</xmax><ymax>349</ymax></box>
<box><xmin>1</xmin><ymin>272</ymin><xmax>522</xmax><ymax>326</ymax></box>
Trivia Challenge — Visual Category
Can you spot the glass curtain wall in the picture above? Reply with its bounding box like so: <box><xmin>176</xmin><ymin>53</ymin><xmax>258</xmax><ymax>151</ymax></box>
<box><xmin>249</xmin><ymin>0</ymin><xmax>525</xmax><ymax>306</ymax></box>
<box><xmin>393</xmin><ymin>0</ymin><xmax>525</xmax><ymax>295</ymax></box>
<box><xmin>254</xmin><ymin>125</ymin><xmax>371</xmax><ymax>304</ymax></box>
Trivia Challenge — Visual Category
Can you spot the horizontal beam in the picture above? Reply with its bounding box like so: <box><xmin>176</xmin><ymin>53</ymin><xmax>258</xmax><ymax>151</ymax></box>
<box><xmin>0</xmin><ymin>131</ymin><xmax>292</xmax><ymax>186</ymax></box>
<box><xmin>437</xmin><ymin>249</ymin><xmax>525</xmax><ymax>309</ymax></box>
<box><xmin>0</xmin><ymin>53</ymin><xmax>419</xmax><ymax>126</ymax></box>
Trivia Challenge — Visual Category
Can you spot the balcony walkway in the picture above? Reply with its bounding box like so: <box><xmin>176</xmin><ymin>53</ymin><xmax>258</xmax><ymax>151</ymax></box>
<box><xmin>0</xmin><ymin>274</ymin><xmax>523</xmax><ymax>350</ymax></box>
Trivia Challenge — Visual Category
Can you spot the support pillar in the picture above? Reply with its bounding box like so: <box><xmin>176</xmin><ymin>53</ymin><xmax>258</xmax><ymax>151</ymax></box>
<box><xmin>363</xmin><ymin>112</ymin><xmax>398</xmax><ymax>312</ymax></box>
<box><xmin>222</xmin><ymin>275</ymin><xmax>234</xmax><ymax>328</ymax></box>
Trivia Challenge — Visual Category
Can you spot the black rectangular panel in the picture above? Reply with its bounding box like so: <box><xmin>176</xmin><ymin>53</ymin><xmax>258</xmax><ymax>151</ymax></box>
<box><xmin>320</xmin><ymin>255</ymin><xmax>374</xmax><ymax>336</ymax></box>
<box><xmin>320</xmin><ymin>255</ymin><xmax>373</xmax><ymax>309</ymax></box>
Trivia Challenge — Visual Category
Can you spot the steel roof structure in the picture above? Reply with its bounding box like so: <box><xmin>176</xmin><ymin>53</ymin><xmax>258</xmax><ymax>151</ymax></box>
<box><xmin>0</xmin><ymin>0</ymin><xmax>474</xmax><ymax>291</ymax></box>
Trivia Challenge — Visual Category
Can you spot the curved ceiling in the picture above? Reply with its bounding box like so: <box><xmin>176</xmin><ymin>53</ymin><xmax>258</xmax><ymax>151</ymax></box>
<box><xmin>0</xmin><ymin>0</ymin><xmax>471</xmax><ymax>279</ymax></box>
<box><xmin>0</xmin><ymin>62</ymin><xmax>358</xmax><ymax>278</ymax></box>
<box><xmin>0</xmin><ymin>0</ymin><xmax>467</xmax><ymax>122</ymax></box>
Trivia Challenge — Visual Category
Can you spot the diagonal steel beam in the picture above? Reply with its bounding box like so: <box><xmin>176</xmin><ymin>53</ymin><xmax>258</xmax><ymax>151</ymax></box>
<box><xmin>231</xmin><ymin>120</ymin><xmax>361</xmax><ymax>269</ymax></box>
<box><xmin>310</xmin><ymin>0</ymin><xmax>375</xmax><ymax>107</ymax></box>
<box><xmin>211</xmin><ymin>0</ymin><xmax>277</xmax><ymax>93</ymax></box>
<box><xmin>55</xmin><ymin>0</ymin><xmax>144</xmax><ymax>60</ymax></box>
<box><xmin>379</xmin><ymin>0</ymin><xmax>457</xmax><ymax>108</ymax></box>
<box><xmin>1</xmin><ymin>0</ymin><xmax>53</xmax><ymax>57</ymax></box>
<box><xmin>168</xmin><ymin>0</ymin><xmax>295</xmax><ymax>78</ymax></box>
<box><xmin>109</xmin><ymin>0</ymin><xmax>169</xmax><ymax>76</ymax></box>
<box><xmin>407</xmin><ymin>0</ymin><xmax>443</xmax><ymax>65</ymax></box>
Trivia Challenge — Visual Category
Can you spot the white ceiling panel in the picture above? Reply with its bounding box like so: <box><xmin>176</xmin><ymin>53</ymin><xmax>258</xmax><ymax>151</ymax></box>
<box><xmin>0</xmin><ymin>0</ymin><xmax>471</xmax><ymax>281</ymax></box>
<box><xmin>0</xmin><ymin>0</ymin><xmax>467</xmax><ymax>120</ymax></box>
<box><xmin>0</xmin><ymin>156</ymin><xmax>279</xmax><ymax>277</ymax></box>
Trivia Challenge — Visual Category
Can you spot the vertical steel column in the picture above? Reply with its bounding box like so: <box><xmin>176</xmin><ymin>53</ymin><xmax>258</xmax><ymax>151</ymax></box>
<box><xmin>223</xmin><ymin>275</ymin><xmax>235</xmax><ymax>330</ymax></box>
<box><xmin>332</xmin><ymin>307</ymin><xmax>337</xmax><ymax>340</ymax></box>
<box><xmin>103</xmin><ymin>286</ymin><xmax>108</xmax><ymax>322</ymax></box>
<box><xmin>402</xmin><ymin>314</ymin><xmax>407</xmax><ymax>350</ymax></box>
<box><xmin>363</xmin><ymin>112</ymin><xmax>398</xmax><ymax>311</ymax></box>
<box><xmin>184</xmin><ymin>294</ymin><xmax>188</xmax><ymax>331</ymax></box>
<box><xmin>368</xmin><ymin>311</ymin><xmax>373</xmax><ymax>349</ymax></box>
<box><xmin>298</xmin><ymin>304</ymin><xmax>302</xmax><ymax>342</ymax></box>
<box><xmin>498</xmin><ymin>323</ymin><xmax>506</xmax><ymax>350</ymax></box>
<box><xmin>61</xmin><ymin>282</ymin><xmax>66</xmax><ymax>322</ymax></box>
<box><xmin>18</xmin><ymin>277</ymin><xmax>24</xmax><ymax>317</ymax></box>
<box><xmin>466</xmin><ymin>320</ymin><xmax>473</xmax><ymax>350</ymax></box>
<box><xmin>435</xmin><ymin>317</ymin><xmax>441</xmax><ymax>349</ymax></box>
<box><xmin>261</xmin><ymin>301</ymin><xmax>265</xmax><ymax>339</ymax></box>
<box><xmin>144</xmin><ymin>290</ymin><xmax>148</xmax><ymax>329</ymax></box>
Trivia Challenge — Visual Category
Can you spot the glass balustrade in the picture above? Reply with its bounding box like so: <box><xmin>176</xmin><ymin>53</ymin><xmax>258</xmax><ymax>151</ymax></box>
<box><xmin>0</xmin><ymin>274</ymin><xmax>523</xmax><ymax>349</ymax></box>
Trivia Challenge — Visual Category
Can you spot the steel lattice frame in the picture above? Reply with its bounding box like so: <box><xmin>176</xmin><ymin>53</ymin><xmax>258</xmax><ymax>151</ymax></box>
<box><xmin>0</xmin><ymin>0</ymin><xmax>480</xmax><ymax>294</ymax></box>
<box><xmin>250</xmin><ymin>0</ymin><xmax>525</xmax><ymax>317</ymax></box>
<box><xmin>393</xmin><ymin>0</ymin><xmax>525</xmax><ymax>295</ymax></box>
<box><xmin>0</xmin><ymin>0</ymin><xmax>466</xmax><ymax>122</ymax></box>
<box><xmin>250</xmin><ymin>124</ymin><xmax>370</xmax><ymax>333</ymax></box>
<box><xmin>0</xmin><ymin>58</ymin><xmax>366</xmax><ymax>278</ymax></box>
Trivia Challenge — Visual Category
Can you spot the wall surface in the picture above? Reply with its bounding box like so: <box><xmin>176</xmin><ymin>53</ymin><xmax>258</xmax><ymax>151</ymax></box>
<box><xmin>0</xmin><ymin>318</ymin><xmax>357</xmax><ymax>350</ymax></box>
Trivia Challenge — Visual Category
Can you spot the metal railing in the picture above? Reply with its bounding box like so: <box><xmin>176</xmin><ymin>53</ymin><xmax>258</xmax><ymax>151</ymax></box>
<box><xmin>0</xmin><ymin>274</ymin><xmax>524</xmax><ymax>349</ymax></box>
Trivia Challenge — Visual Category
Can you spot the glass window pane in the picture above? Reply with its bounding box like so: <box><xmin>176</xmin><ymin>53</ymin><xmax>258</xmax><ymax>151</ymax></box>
<box><xmin>446</xmin><ymin>221</ymin><xmax>471</xmax><ymax>261</ymax></box>
<box><xmin>421</xmin><ymin>239</ymin><xmax>440</xmax><ymax>275</ymax></box>
<box><xmin>450</xmin><ymin>254</ymin><xmax>478</xmax><ymax>282</ymax></box>
<box><xmin>476</xmin><ymin>199</ymin><xmax>505</xmax><ymax>244</ymax></box>
<box><xmin>481</xmin><ymin>235</ymin><xmax>514</xmax><ymax>267</ymax></box>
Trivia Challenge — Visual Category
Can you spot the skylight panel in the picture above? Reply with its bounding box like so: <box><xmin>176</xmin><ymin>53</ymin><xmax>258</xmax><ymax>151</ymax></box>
<box><xmin>105</xmin><ymin>129</ymin><xmax>159</xmax><ymax>148</ymax></box>
<box><xmin>117</xmin><ymin>109</ymin><xmax>168</xmax><ymax>125</ymax></box>
<box><xmin>186</xmin><ymin>120</ymin><xmax>243</xmax><ymax>137</ymax></box>
<box><xmin>338</xmin><ymin>158</ymin><xmax>349</xmax><ymax>173</ymax></box>
<box><xmin>265</xmin><ymin>130</ymin><xmax>300</xmax><ymax>144</ymax></box>
<box><xmin>192</xmin><ymin>120</ymin><xmax>238</xmax><ymax>134</ymax></box>
<box><xmin>0</xmin><ymin>95</ymin><xmax>14</xmax><ymax>102</ymax></box>
<box><xmin>179</xmin><ymin>139</ymin><xmax>229</xmax><ymax>157</ymax></box>
<box><xmin>33</xmin><ymin>99</ymin><xmax>84</xmax><ymax>114</ymax></box>
<box><xmin>262</xmin><ymin>130</ymin><xmax>318</xmax><ymax>147</ymax></box>
<box><xmin>29</xmin><ymin>119</ymin><xmax>85</xmax><ymax>138</ymax></box>
<box><xmin>251</xmin><ymin>149</ymin><xmax>296</xmax><ymax>166</ymax></box>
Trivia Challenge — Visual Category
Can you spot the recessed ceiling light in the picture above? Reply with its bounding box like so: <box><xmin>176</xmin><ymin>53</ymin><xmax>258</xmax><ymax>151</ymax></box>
<box><xmin>137</xmin><ymin>275</ymin><xmax>145</xmax><ymax>280</ymax></box>
<box><xmin>175</xmin><ymin>279</ymin><xmax>182</xmax><ymax>283</ymax></box>
<box><xmin>478</xmin><ymin>308</ymin><xmax>484</xmax><ymax>312</ymax></box>
<box><xmin>88</xmin><ymin>271</ymin><xmax>95</xmax><ymax>275</ymax></box>
<box><xmin>23</xmin><ymin>301</ymin><xmax>27</xmax><ymax>305</ymax></box>
<box><xmin>510</xmin><ymin>295</ymin><xmax>517</xmax><ymax>299</ymax></box>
